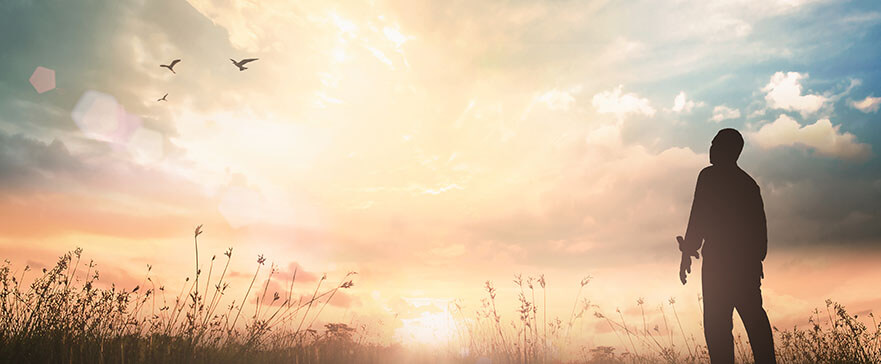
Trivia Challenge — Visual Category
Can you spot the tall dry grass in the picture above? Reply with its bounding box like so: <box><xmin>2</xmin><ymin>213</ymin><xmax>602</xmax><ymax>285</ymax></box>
<box><xmin>449</xmin><ymin>274</ymin><xmax>881</xmax><ymax>364</ymax></box>
<box><xmin>0</xmin><ymin>228</ymin><xmax>878</xmax><ymax>363</ymax></box>
<box><xmin>0</xmin><ymin>226</ymin><xmax>377</xmax><ymax>364</ymax></box>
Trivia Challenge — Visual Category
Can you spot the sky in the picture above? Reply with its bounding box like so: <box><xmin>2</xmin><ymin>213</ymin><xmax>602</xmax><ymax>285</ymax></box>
<box><xmin>1</xmin><ymin>0</ymin><xmax>880</xmax><ymax>349</ymax></box>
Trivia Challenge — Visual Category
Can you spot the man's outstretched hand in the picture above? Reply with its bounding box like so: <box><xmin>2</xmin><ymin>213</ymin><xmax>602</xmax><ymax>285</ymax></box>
<box><xmin>677</xmin><ymin>236</ymin><xmax>700</xmax><ymax>285</ymax></box>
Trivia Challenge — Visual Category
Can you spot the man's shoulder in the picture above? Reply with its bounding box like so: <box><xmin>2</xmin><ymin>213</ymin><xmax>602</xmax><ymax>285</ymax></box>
<box><xmin>698</xmin><ymin>166</ymin><xmax>759</xmax><ymax>189</ymax></box>
<box><xmin>697</xmin><ymin>165</ymin><xmax>726</xmax><ymax>182</ymax></box>
<box><xmin>698</xmin><ymin>165</ymin><xmax>715</xmax><ymax>177</ymax></box>
<box><xmin>736</xmin><ymin>167</ymin><xmax>760</xmax><ymax>189</ymax></box>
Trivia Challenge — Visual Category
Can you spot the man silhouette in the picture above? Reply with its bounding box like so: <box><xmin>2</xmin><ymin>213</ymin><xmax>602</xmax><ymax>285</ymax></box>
<box><xmin>677</xmin><ymin>128</ymin><xmax>776</xmax><ymax>364</ymax></box>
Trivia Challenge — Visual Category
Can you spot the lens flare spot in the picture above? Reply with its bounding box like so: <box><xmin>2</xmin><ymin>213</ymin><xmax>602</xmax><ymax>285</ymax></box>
<box><xmin>29</xmin><ymin>66</ymin><xmax>56</xmax><ymax>94</ymax></box>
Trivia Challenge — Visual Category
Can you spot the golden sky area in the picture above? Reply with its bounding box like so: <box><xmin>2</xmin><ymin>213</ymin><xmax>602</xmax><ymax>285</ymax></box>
<box><xmin>1</xmin><ymin>0</ymin><xmax>881</xmax><ymax>350</ymax></box>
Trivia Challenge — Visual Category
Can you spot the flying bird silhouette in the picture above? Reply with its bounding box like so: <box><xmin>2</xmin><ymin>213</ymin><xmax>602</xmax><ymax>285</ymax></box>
<box><xmin>157</xmin><ymin>93</ymin><xmax>168</xmax><ymax>102</ymax></box>
<box><xmin>160</xmin><ymin>59</ymin><xmax>181</xmax><ymax>74</ymax></box>
<box><xmin>230</xmin><ymin>58</ymin><xmax>258</xmax><ymax>71</ymax></box>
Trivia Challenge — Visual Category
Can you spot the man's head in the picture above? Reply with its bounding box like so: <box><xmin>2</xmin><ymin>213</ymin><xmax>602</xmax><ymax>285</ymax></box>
<box><xmin>709</xmin><ymin>128</ymin><xmax>744</xmax><ymax>166</ymax></box>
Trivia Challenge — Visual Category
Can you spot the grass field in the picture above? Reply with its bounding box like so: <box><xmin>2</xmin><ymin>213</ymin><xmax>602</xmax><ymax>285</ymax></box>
<box><xmin>1</xmin><ymin>228</ymin><xmax>879</xmax><ymax>363</ymax></box>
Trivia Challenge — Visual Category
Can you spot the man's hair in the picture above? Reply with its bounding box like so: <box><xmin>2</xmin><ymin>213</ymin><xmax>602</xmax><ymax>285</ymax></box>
<box><xmin>712</xmin><ymin>128</ymin><xmax>744</xmax><ymax>163</ymax></box>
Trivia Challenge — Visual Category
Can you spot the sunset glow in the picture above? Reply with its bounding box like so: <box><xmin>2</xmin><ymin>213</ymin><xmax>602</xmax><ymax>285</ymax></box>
<box><xmin>2</xmin><ymin>0</ymin><xmax>881</xmax><ymax>358</ymax></box>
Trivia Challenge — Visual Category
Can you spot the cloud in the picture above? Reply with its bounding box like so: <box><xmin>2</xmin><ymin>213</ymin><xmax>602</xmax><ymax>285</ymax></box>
<box><xmin>592</xmin><ymin>85</ymin><xmax>656</xmax><ymax>117</ymax></box>
<box><xmin>0</xmin><ymin>130</ymin><xmax>213</xmax><ymax>240</ymax></box>
<box><xmin>328</xmin><ymin>290</ymin><xmax>360</xmax><ymax>308</ymax></box>
<box><xmin>537</xmin><ymin>85</ymin><xmax>582</xmax><ymax>111</ymax></box>
<box><xmin>464</xmin><ymin>123</ymin><xmax>707</xmax><ymax>267</ymax></box>
<box><xmin>762</xmin><ymin>177</ymin><xmax>881</xmax><ymax>247</ymax></box>
<box><xmin>711</xmin><ymin>105</ymin><xmax>741</xmax><ymax>122</ymax></box>
<box><xmin>0</xmin><ymin>132</ymin><xmax>83</xmax><ymax>190</ymax></box>
<box><xmin>671</xmin><ymin>91</ymin><xmax>702</xmax><ymax>113</ymax></box>
<box><xmin>762</xmin><ymin>72</ymin><xmax>828</xmax><ymax>116</ymax></box>
<box><xmin>750</xmin><ymin>114</ymin><xmax>871</xmax><ymax>160</ymax></box>
<box><xmin>595</xmin><ymin>37</ymin><xmax>646</xmax><ymax>65</ymax></box>
<box><xmin>850</xmin><ymin>95</ymin><xmax>881</xmax><ymax>113</ymax></box>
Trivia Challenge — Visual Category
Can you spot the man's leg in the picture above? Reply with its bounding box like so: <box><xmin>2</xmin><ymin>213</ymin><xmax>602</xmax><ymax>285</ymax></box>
<box><xmin>703</xmin><ymin>275</ymin><xmax>736</xmax><ymax>364</ymax></box>
<box><xmin>735</xmin><ymin>281</ymin><xmax>776</xmax><ymax>364</ymax></box>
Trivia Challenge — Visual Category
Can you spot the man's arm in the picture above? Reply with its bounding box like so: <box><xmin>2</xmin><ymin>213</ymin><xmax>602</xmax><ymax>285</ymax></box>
<box><xmin>680</xmin><ymin>169</ymin><xmax>708</xmax><ymax>254</ymax></box>
<box><xmin>677</xmin><ymin>169</ymin><xmax>708</xmax><ymax>284</ymax></box>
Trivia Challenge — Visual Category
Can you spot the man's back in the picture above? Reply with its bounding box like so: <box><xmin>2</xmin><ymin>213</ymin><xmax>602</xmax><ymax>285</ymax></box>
<box><xmin>690</xmin><ymin>165</ymin><xmax>767</xmax><ymax>277</ymax></box>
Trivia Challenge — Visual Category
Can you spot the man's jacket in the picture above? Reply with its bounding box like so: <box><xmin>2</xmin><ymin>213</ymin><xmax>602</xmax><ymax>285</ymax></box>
<box><xmin>680</xmin><ymin>165</ymin><xmax>768</xmax><ymax>279</ymax></box>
